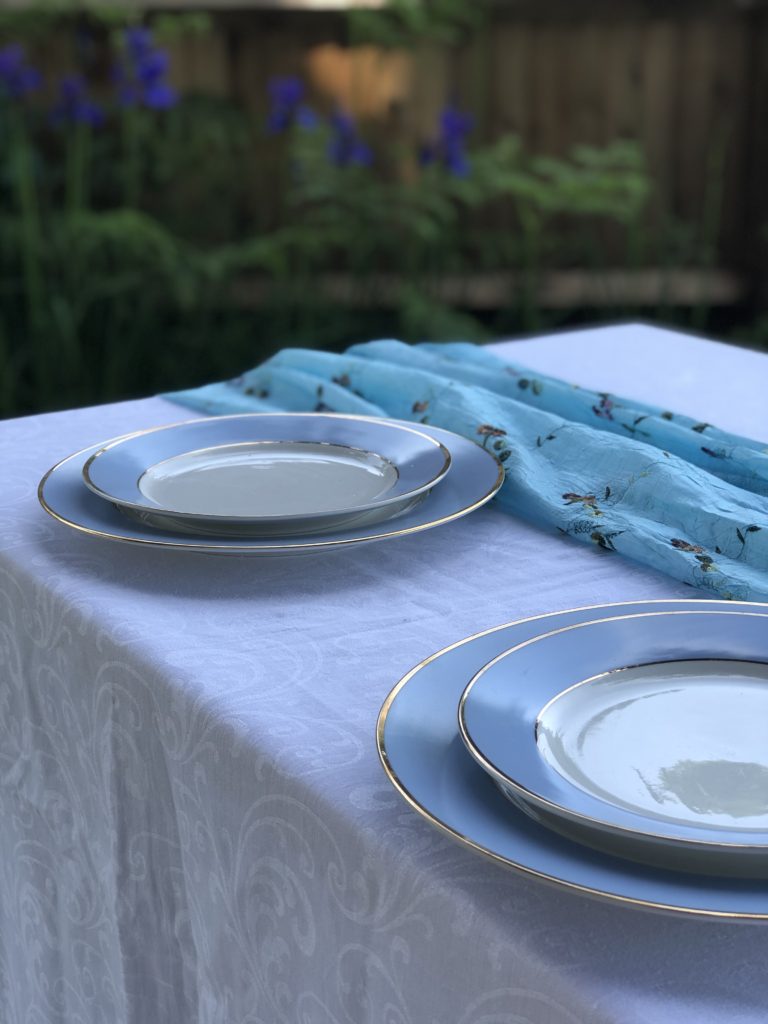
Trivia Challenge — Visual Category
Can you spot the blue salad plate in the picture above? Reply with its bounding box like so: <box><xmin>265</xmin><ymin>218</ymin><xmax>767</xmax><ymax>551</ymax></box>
<box><xmin>82</xmin><ymin>413</ymin><xmax>452</xmax><ymax>537</ymax></box>
<box><xmin>377</xmin><ymin>600</ymin><xmax>768</xmax><ymax>919</ymax></box>
<box><xmin>459</xmin><ymin>609</ymin><xmax>768</xmax><ymax>877</ymax></box>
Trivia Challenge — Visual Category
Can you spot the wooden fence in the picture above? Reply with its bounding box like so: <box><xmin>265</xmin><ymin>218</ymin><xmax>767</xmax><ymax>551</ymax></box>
<box><xmin>9</xmin><ymin>0</ymin><xmax>766</xmax><ymax>310</ymax></box>
<box><xmin>154</xmin><ymin>0</ymin><xmax>768</xmax><ymax>304</ymax></box>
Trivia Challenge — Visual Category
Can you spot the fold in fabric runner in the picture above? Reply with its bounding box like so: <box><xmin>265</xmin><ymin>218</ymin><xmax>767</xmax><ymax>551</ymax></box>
<box><xmin>165</xmin><ymin>340</ymin><xmax>768</xmax><ymax>601</ymax></box>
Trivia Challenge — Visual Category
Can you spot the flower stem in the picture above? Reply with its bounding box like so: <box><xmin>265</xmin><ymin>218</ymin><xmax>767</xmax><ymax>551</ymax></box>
<box><xmin>519</xmin><ymin>207</ymin><xmax>542</xmax><ymax>332</ymax></box>
<box><xmin>9</xmin><ymin>109</ymin><xmax>43</xmax><ymax>334</ymax></box>
<box><xmin>0</xmin><ymin>315</ymin><xmax>13</xmax><ymax>417</ymax></box>
<box><xmin>66</xmin><ymin>121</ymin><xmax>90</xmax><ymax>214</ymax></box>
<box><xmin>122</xmin><ymin>107</ymin><xmax>141</xmax><ymax>207</ymax></box>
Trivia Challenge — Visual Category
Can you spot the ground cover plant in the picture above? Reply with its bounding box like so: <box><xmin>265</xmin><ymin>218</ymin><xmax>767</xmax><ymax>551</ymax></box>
<box><xmin>0</xmin><ymin>4</ymin><xmax>701</xmax><ymax>418</ymax></box>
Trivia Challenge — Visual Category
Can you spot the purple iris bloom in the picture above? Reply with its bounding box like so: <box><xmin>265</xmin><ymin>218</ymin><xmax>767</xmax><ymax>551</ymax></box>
<box><xmin>270</xmin><ymin>76</ymin><xmax>302</xmax><ymax>108</ymax></box>
<box><xmin>266</xmin><ymin>76</ymin><xmax>317</xmax><ymax>134</ymax></box>
<box><xmin>136</xmin><ymin>48</ymin><xmax>169</xmax><ymax>86</ymax></box>
<box><xmin>420</xmin><ymin>104</ymin><xmax>474</xmax><ymax>177</ymax></box>
<box><xmin>327</xmin><ymin>110</ymin><xmax>372</xmax><ymax>168</ymax></box>
<box><xmin>113</xmin><ymin>27</ymin><xmax>177</xmax><ymax>111</ymax></box>
<box><xmin>142</xmin><ymin>81</ymin><xmax>176</xmax><ymax>110</ymax></box>
<box><xmin>440</xmin><ymin>106</ymin><xmax>474</xmax><ymax>143</ymax></box>
<box><xmin>0</xmin><ymin>44</ymin><xmax>42</xmax><ymax>100</ymax></box>
<box><xmin>51</xmin><ymin>74</ymin><xmax>104</xmax><ymax>128</ymax></box>
<box><xmin>124</xmin><ymin>26</ymin><xmax>153</xmax><ymax>59</ymax></box>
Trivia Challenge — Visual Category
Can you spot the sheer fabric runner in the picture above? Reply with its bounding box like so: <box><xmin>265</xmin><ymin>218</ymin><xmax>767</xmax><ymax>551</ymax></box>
<box><xmin>167</xmin><ymin>339</ymin><xmax>768</xmax><ymax>600</ymax></box>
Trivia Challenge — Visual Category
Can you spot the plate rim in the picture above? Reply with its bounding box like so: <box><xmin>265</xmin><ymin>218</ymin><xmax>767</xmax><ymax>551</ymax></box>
<box><xmin>457</xmin><ymin>609</ymin><xmax>768</xmax><ymax>851</ymax></box>
<box><xmin>38</xmin><ymin>420</ymin><xmax>504</xmax><ymax>554</ymax></box>
<box><xmin>81</xmin><ymin>412</ymin><xmax>452</xmax><ymax>523</ymax></box>
<box><xmin>376</xmin><ymin>599</ymin><xmax>768</xmax><ymax>920</ymax></box>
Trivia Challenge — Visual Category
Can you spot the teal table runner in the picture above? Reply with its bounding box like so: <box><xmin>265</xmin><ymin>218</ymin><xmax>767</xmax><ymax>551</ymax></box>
<box><xmin>166</xmin><ymin>339</ymin><xmax>768</xmax><ymax>601</ymax></box>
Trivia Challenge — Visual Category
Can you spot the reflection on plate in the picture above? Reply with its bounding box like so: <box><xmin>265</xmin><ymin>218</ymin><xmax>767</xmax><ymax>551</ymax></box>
<box><xmin>139</xmin><ymin>441</ymin><xmax>399</xmax><ymax>516</ymax></box>
<box><xmin>377</xmin><ymin>600</ymin><xmax>768</xmax><ymax>918</ymax></box>
<box><xmin>459</xmin><ymin>611</ymin><xmax>768</xmax><ymax>876</ymax></box>
<box><xmin>537</xmin><ymin>659</ymin><xmax>768</xmax><ymax>829</ymax></box>
<box><xmin>83</xmin><ymin>413</ymin><xmax>451</xmax><ymax>536</ymax></box>
<box><xmin>39</xmin><ymin>421</ymin><xmax>503</xmax><ymax>555</ymax></box>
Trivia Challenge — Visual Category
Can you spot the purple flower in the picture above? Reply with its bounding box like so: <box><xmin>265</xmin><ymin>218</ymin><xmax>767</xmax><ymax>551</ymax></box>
<box><xmin>51</xmin><ymin>74</ymin><xmax>104</xmax><ymax>128</ymax></box>
<box><xmin>440</xmin><ymin>106</ymin><xmax>474</xmax><ymax>144</ymax></box>
<box><xmin>0</xmin><ymin>44</ymin><xmax>42</xmax><ymax>100</ymax></box>
<box><xmin>266</xmin><ymin>76</ymin><xmax>317</xmax><ymax>134</ymax></box>
<box><xmin>124</xmin><ymin>26</ymin><xmax>153</xmax><ymax>59</ymax></box>
<box><xmin>136</xmin><ymin>49</ymin><xmax>169</xmax><ymax>86</ymax></box>
<box><xmin>270</xmin><ymin>76</ymin><xmax>302</xmax><ymax>109</ymax></box>
<box><xmin>327</xmin><ymin>110</ymin><xmax>372</xmax><ymax>168</ymax></box>
<box><xmin>113</xmin><ymin>27</ymin><xmax>177</xmax><ymax>111</ymax></box>
<box><xmin>142</xmin><ymin>81</ymin><xmax>176</xmax><ymax>111</ymax></box>
<box><xmin>420</xmin><ymin>104</ymin><xmax>474</xmax><ymax>177</ymax></box>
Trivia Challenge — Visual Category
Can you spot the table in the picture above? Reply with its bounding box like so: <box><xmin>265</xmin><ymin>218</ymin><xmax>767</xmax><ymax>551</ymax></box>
<box><xmin>1</xmin><ymin>324</ymin><xmax>767</xmax><ymax>1024</ymax></box>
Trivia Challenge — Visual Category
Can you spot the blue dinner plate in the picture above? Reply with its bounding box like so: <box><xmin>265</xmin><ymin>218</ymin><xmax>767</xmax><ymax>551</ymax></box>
<box><xmin>458</xmin><ymin>610</ymin><xmax>768</xmax><ymax>876</ymax></box>
<box><xmin>83</xmin><ymin>414</ymin><xmax>452</xmax><ymax>534</ymax></box>
<box><xmin>377</xmin><ymin>600</ymin><xmax>768</xmax><ymax>918</ymax></box>
<box><xmin>39</xmin><ymin>420</ymin><xmax>503</xmax><ymax>555</ymax></box>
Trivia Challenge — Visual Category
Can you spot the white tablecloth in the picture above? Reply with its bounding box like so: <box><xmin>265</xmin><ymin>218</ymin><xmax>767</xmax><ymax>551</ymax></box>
<box><xmin>1</xmin><ymin>324</ymin><xmax>767</xmax><ymax>1024</ymax></box>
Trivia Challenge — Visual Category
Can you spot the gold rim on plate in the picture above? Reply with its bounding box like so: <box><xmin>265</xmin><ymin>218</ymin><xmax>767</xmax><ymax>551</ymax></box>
<box><xmin>376</xmin><ymin>599</ymin><xmax>768</xmax><ymax>920</ymax></box>
<box><xmin>81</xmin><ymin>412</ymin><xmax>453</xmax><ymax>520</ymax></box>
<box><xmin>38</xmin><ymin>413</ymin><xmax>505</xmax><ymax>554</ymax></box>
<box><xmin>458</xmin><ymin>609</ymin><xmax>768</xmax><ymax>853</ymax></box>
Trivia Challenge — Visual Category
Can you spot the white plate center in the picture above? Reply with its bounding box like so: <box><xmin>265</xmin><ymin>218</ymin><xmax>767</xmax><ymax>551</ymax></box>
<box><xmin>536</xmin><ymin>659</ymin><xmax>768</xmax><ymax>830</ymax></box>
<box><xmin>139</xmin><ymin>441</ymin><xmax>398</xmax><ymax>517</ymax></box>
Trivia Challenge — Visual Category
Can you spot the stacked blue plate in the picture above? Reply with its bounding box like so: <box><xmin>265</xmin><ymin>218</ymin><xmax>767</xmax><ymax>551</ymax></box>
<box><xmin>39</xmin><ymin>413</ymin><xmax>504</xmax><ymax>555</ymax></box>
<box><xmin>377</xmin><ymin>600</ymin><xmax>768</xmax><ymax>919</ymax></box>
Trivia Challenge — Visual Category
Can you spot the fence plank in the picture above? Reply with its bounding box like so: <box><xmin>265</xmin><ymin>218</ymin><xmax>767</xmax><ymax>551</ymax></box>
<box><xmin>743</xmin><ymin>7</ymin><xmax>768</xmax><ymax>299</ymax></box>
<box><xmin>529</xmin><ymin>23</ymin><xmax>562</xmax><ymax>153</ymax></box>
<box><xmin>709</xmin><ymin>16</ymin><xmax>750</xmax><ymax>265</ymax></box>
<box><xmin>15</xmin><ymin>2</ymin><xmax>767</xmax><ymax>298</ymax></box>
<box><xmin>168</xmin><ymin>31</ymin><xmax>230</xmax><ymax>95</ymax></box>
<box><xmin>638</xmin><ymin>18</ymin><xmax>676</xmax><ymax>220</ymax></box>
<box><xmin>490</xmin><ymin>21</ymin><xmax>531</xmax><ymax>139</ymax></box>
<box><xmin>400</xmin><ymin>42</ymin><xmax>449</xmax><ymax>143</ymax></box>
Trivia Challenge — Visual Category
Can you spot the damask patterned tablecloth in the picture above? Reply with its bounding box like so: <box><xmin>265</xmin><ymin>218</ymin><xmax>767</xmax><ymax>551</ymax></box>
<box><xmin>1</xmin><ymin>324</ymin><xmax>768</xmax><ymax>1024</ymax></box>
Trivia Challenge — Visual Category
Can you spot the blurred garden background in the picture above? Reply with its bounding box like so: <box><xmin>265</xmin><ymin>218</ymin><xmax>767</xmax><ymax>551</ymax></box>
<box><xmin>1</xmin><ymin>0</ymin><xmax>767</xmax><ymax>418</ymax></box>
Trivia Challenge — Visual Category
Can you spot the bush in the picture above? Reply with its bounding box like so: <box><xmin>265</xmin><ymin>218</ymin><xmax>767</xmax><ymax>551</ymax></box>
<box><xmin>0</xmin><ymin>12</ymin><xmax>653</xmax><ymax>418</ymax></box>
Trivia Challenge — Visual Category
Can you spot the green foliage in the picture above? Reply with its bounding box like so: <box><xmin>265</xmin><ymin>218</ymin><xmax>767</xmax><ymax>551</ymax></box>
<box><xmin>348</xmin><ymin>0</ymin><xmax>488</xmax><ymax>48</ymax></box>
<box><xmin>0</xmin><ymin>9</ymin><xmax>665</xmax><ymax>419</ymax></box>
<box><xmin>276</xmin><ymin>122</ymin><xmax>652</xmax><ymax>337</ymax></box>
<box><xmin>152</xmin><ymin>12</ymin><xmax>213</xmax><ymax>42</ymax></box>
<box><xmin>141</xmin><ymin>96</ymin><xmax>253</xmax><ymax>242</ymax></box>
<box><xmin>0</xmin><ymin>1</ymin><xmax>128</xmax><ymax>39</ymax></box>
